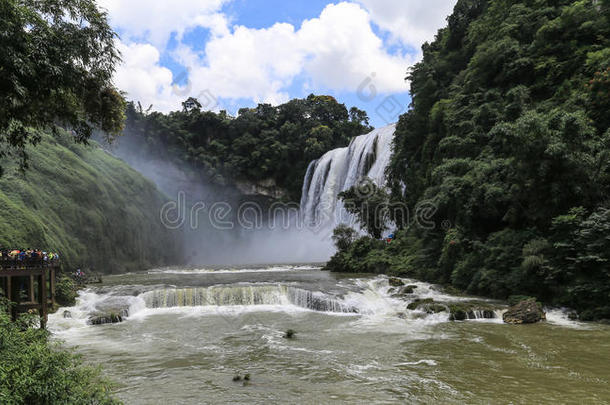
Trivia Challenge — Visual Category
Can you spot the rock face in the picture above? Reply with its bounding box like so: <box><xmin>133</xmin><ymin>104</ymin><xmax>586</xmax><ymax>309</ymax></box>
<box><xmin>503</xmin><ymin>298</ymin><xmax>545</xmax><ymax>324</ymax></box>
<box><xmin>235</xmin><ymin>178</ymin><xmax>287</xmax><ymax>199</ymax></box>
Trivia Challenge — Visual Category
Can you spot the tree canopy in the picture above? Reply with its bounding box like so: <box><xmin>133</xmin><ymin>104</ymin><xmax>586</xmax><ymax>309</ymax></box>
<box><xmin>0</xmin><ymin>0</ymin><xmax>125</xmax><ymax>175</ymax></box>
<box><xmin>327</xmin><ymin>0</ymin><xmax>610</xmax><ymax>320</ymax></box>
<box><xmin>122</xmin><ymin>95</ymin><xmax>372</xmax><ymax>200</ymax></box>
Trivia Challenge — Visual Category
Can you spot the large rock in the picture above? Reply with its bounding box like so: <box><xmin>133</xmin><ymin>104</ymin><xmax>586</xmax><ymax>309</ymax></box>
<box><xmin>390</xmin><ymin>285</ymin><xmax>418</xmax><ymax>298</ymax></box>
<box><xmin>503</xmin><ymin>298</ymin><xmax>545</xmax><ymax>324</ymax></box>
<box><xmin>87</xmin><ymin>308</ymin><xmax>129</xmax><ymax>325</ymax></box>
<box><xmin>388</xmin><ymin>277</ymin><xmax>405</xmax><ymax>287</ymax></box>
<box><xmin>407</xmin><ymin>299</ymin><xmax>498</xmax><ymax>320</ymax></box>
<box><xmin>406</xmin><ymin>298</ymin><xmax>447</xmax><ymax>314</ymax></box>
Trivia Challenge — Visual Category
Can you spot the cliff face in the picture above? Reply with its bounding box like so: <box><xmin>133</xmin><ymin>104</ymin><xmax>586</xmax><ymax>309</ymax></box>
<box><xmin>234</xmin><ymin>178</ymin><xmax>288</xmax><ymax>200</ymax></box>
<box><xmin>0</xmin><ymin>130</ymin><xmax>179</xmax><ymax>273</ymax></box>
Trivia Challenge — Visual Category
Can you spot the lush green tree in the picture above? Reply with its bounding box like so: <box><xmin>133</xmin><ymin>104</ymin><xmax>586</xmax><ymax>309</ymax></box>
<box><xmin>331</xmin><ymin>224</ymin><xmax>358</xmax><ymax>251</ymax></box>
<box><xmin>55</xmin><ymin>276</ymin><xmax>78</xmax><ymax>307</ymax></box>
<box><xmin>121</xmin><ymin>95</ymin><xmax>372</xmax><ymax>201</ymax></box>
<box><xmin>0</xmin><ymin>300</ymin><xmax>120</xmax><ymax>404</ymax></box>
<box><xmin>339</xmin><ymin>179</ymin><xmax>391</xmax><ymax>239</ymax></box>
<box><xmin>548</xmin><ymin>206</ymin><xmax>610</xmax><ymax>319</ymax></box>
<box><xmin>328</xmin><ymin>0</ymin><xmax>610</xmax><ymax>319</ymax></box>
<box><xmin>0</xmin><ymin>0</ymin><xmax>125</xmax><ymax>175</ymax></box>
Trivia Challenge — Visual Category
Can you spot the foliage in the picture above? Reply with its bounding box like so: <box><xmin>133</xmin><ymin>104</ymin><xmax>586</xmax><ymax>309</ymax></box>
<box><xmin>339</xmin><ymin>179</ymin><xmax>391</xmax><ymax>239</ymax></box>
<box><xmin>331</xmin><ymin>225</ymin><xmax>358</xmax><ymax>251</ymax></box>
<box><xmin>55</xmin><ymin>276</ymin><xmax>77</xmax><ymax>307</ymax></box>
<box><xmin>323</xmin><ymin>236</ymin><xmax>390</xmax><ymax>274</ymax></box>
<box><xmin>328</xmin><ymin>0</ymin><xmax>610</xmax><ymax>319</ymax></box>
<box><xmin>0</xmin><ymin>130</ymin><xmax>179</xmax><ymax>273</ymax></box>
<box><xmin>0</xmin><ymin>0</ymin><xmax>125</xmax><ymax>176</ymax></box>
<box><xmin>0</xmin><ymin>299</ymin><xmax>121</xmax><ymax>404</ymax></box>
<box><xmin>121</xmin><ymin>95</ymin><xmax>372</xmax><ymax>200</ymax></box>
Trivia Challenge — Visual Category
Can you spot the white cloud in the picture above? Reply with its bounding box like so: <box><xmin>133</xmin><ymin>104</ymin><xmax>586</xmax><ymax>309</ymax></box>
<box><xmin>354</xmin><ymin>0</ymin><xmax>457</xmax><ymax>49</ymax></box>
<box><xmin>298</xmin><ymin>2</ymin><xmax>414</xmax><ymax>92</ymax></box>
<box><xmin>172</xmin><ymin>2</ymin><xmax>414</xmax><ymax>110</ymax></box>
<box><xmin>113</xmin><ymin>42</ymin><xmax>183</xmax><ymax>112</ymax></box>
<box><xmin>174</xmin><ymin>21</ymin><xmax>303</xmax><ymax>105</ymax></box>
<box><xmin>106</xmin><ymin>1</ymin><xmax>455</xmax><ymax>113</ymax></box>
<box><xmin>98</xmin><ymin>0</ymin><xmax>231</xmax><ymax>47</ymax></box>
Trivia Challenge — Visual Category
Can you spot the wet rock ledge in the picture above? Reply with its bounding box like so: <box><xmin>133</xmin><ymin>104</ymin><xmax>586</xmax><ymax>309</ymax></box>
<box><xmin>503</xmin><ymin>298</ymin><xmax>546</xmax><ymax>324</ymax></box>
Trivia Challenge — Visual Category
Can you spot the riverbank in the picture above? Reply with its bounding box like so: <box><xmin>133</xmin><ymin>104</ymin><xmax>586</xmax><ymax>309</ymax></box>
<box><xmin>324</xmin><ymin>231</ymin><xmax>610</xmax><ymax>322</ymax></box>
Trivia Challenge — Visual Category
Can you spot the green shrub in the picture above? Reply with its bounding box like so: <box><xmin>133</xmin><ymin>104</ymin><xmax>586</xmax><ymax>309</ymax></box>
<box><xmin>0</xmin><ymin>300</ymin><xmax>120</xmax><ymax>404</ymax></box>
<box><xmin>55</xmin><ymin>276</ymin><xmax>78</xmax><ymax>307</ymax></box>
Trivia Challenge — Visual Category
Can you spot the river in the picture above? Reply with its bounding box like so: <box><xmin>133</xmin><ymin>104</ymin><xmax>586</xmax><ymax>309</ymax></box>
<box><xmin>48</xmin><ymin>265</ymin><xmax>610</xmax><ymax>404</ymax></box>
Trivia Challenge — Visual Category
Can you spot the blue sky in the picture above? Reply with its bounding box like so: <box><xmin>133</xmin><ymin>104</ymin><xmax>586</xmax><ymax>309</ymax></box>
<box><xmin>101</xmin><ymin>0</ymin><xmax>456</xmax><ymax>128</ymax></box>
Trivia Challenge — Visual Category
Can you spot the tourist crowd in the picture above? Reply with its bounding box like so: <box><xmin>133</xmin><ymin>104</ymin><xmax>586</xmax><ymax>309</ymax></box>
<box><xmin>0</xmin><ymin>248</ymin><xmax>60</xmax><ymax>263</ymax></box>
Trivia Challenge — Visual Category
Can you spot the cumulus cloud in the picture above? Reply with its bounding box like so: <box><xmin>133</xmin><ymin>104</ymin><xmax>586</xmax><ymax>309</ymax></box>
<box><xmin>113</xmin><ymin>41</ymin><xmax>184</xmax><ymax>112</ymax></box>
<box><xmin>105</xmin><ymin>1</ymin><xmax>454</xmax><ymax>113</ymax></box>
<box><xmin>298</xmin><ymin>3</ymin><xmax>414</xmax><ymax>92</ymax></box>
<box><xmin>98</xmin><ymin>0</ymin><xmax>231</xmax><ymax>47</ymax></box>
<box><xmin>173</xmin><ymin>3</ymin><xmax>414</xmax><ymax>110</ymax></box>
<box><xmin>355</xmin><ymin>0</ymin><xmax>457</xmax><ymax>49</ymax></box>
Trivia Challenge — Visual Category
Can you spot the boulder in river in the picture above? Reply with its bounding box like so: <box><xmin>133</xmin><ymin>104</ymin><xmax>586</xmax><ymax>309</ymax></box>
<box><xmin>502</xmin><ymin>298</ymin><xmax>545</xmax><ymax>324</ymax></box>
<box><xmin>388</xmin><ymin>277</ymin><xmax>404</xmax><ymax>287</ymax></box>
<box><xmin>402</xmin><ymin>285</ymin><xmax>418</xmax><ymax>294</ymax></box>
<box><xmin>87</xmin><ymin>309</ymin><xmax>128</xmax><ymax>325</ymax></box>
<box><xmin>391</xmin><ymin>285</ymin><xmax>418</xmax><ymax>298</ymax></box>
<box><xmin>407</xmin><ymin>298</ymin><xmax>447</xmax><ymax>314</ymax></box>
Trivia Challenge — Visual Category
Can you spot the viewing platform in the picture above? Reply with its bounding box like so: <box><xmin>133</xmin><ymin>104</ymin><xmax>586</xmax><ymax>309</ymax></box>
<box><xmin>0</xmin><ymin>257</ymin><xmax>59</xmax><ymax>328</ymax></box>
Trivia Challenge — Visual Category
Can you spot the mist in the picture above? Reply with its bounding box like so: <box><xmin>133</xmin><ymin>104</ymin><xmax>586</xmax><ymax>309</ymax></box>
<box><xmin>100</xmin><ymin>131</ymin><xmax>336</xmax><ymax>267</ymax></box>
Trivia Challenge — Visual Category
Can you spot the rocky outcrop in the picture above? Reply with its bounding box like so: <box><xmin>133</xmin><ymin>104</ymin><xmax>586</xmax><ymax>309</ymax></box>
<box><xmin>235</xmin><ymin>178</ymin><xmax>287</xmax><ymax>199</ymax></box>
<box><xmin>388</xmin><ymin>277</ymin><xmax>404</xmax><ymax>287</ymax></box>
<box><xmin>402</xmin><ymin>285</ymin><xmax>418</xmax><ymax>294</ymax></box>
<box><xmin>390</xmin><ymin>284</ymin><xmax>418</xmax><ymax>298</ymax></box>
<box><xmin>87</xmin><ymin>309</ymin><xmax>129</xmax><ymax>326</ymax></box>
<box><xmin>406</xmin><ymin>299</ymin><xmax>499</xmax><ymax>320</ymax></box>
<box><xmin>448</xmin><ymin>303</ymin><xmax>496</xmax><ymax>321</ymax></box>
<box><xmin>406</xmin><ymin>299</ymin><xmax>446</xmax><ymax>314</ymax></box>
<box><xmin>503</xmin><ymin>298</ymin><xmax>545</xmax><ymax>324</ymax></box>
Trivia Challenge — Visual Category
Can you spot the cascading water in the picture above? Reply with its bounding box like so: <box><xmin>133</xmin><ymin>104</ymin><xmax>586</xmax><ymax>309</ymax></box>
<box><xmin>300</xmin><ymin>124</ymin><xmax>396</xmax><ymax>229</ymax></box>
<box><xmin>140</xmin><ymin>285</ymin><xmax>359</xmax><ymax>314</ymax></box>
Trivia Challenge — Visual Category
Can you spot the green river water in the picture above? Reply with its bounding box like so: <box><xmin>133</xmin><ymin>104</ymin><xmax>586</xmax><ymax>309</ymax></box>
<box><xmin>49</xmin><ymin>265</ymin><xmax>610</xmax><ymax>404</ymax></box>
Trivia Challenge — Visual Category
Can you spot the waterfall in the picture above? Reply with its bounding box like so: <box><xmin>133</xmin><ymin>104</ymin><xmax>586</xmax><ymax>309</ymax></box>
<box><xmin>140</xmin><ymin>285</ymin><xmax>359</xmax><ymax>314</ymax></box>
<box><xmin>300</xmin><ymin>124</ymin><xmax>396</xmax><ymax>230</ymax></box>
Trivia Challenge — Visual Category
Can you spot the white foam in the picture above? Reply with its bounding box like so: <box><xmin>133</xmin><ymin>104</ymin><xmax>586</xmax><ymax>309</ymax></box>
<box><xmin>147</xmin><ymin>265</ymin><xmax>320</xmax><ymax>275</ymax></box>
<box><xmin>394</xmin><ymin>359</ymin><xmax>438</xmax><ymax>367</ymax></box>
<box><xmin>545</xmin><ymin>308</ymin><xmax>592</xmax><ymax>329</ymax></box>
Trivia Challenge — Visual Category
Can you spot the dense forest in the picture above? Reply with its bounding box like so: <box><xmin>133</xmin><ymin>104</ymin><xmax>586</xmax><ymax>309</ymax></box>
<box><xmin>122</xmin><ymin>95</ymin><xmax>372</xmax><ymax>200</ymax></box>
<box><xmin>327</xmin><ymin>0</ymin><xmax>610</xmax><ymax>320</ymax></box>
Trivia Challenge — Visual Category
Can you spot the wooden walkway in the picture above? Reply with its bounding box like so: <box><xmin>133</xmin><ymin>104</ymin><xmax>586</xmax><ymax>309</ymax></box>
<box><xmin>0</xmin><ymin>258</ymin><xmax>59</xmax><ymax>328</ymax></box>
